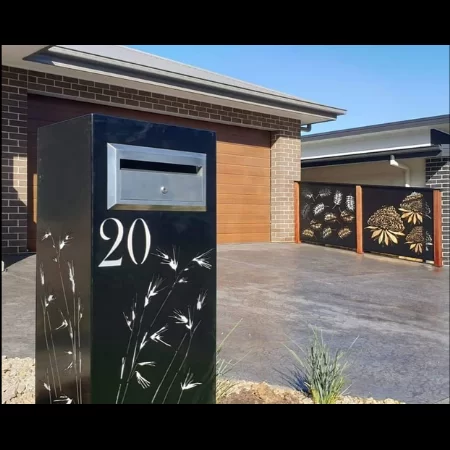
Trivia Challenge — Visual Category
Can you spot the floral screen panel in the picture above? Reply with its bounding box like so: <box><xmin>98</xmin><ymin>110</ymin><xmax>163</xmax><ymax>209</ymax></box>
<box><xmin>362</xmin><ymin>186</ymin><xmax>434</xmax><ymax>261</ymax></box>
<box><xmin>300</xmin><ymin>182</ymin><xmax>357</xmax><ymax>250</ymax></box>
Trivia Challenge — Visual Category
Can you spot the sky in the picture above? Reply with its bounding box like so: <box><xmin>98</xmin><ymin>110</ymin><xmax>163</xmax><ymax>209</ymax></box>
<box><xmin>126</xmin><ymin>45</ymin><xmax>449</xmax><ymax>134</ymax></box>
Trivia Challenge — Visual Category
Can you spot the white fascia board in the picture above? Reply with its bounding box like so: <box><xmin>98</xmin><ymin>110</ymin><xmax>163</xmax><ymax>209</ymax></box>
<box><xmin>302</xmin><ymin>127</ymin><xmax>433</xmax><ymax>159</ymax></box>
<box><xmin>301</xmin><ymin>143</ymin><xmax>434</xmax><ymax>161</ymax></box>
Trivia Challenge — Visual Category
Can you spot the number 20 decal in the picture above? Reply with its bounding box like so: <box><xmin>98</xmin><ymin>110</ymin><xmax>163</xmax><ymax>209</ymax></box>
<box><xmin>98</xmin><ymin>218</ymin><xmax>151</xmax><ymax>267</ymax></box>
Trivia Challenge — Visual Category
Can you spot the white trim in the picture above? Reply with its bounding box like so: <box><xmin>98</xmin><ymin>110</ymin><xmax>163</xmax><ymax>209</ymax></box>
<box><xmin>301</xmin><ymin>143</ymin><xmax>432</xmax><ymax>161</ymax></box>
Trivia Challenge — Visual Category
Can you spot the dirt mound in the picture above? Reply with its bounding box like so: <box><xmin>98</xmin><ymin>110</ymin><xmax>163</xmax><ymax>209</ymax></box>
<box><xmin>218</xmin><ymin>380</ymin><xmax>403</xmax><ymax>404</ymax></box>
<box><xmin>2</xmin><ymin>356</ymin><xmax>35</xmax><ymax>404</ymax></box>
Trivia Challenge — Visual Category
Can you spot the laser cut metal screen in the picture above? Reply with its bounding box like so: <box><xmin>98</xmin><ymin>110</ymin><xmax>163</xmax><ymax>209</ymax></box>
<box><xmin>362</xmin><ymin>186</ymin><xmax>434</xmax><ymax>261</ymax></box>
<box><xmin>300</xmin><ymin>182</ymin><xmax>357</xmax><ymax>250</ymax></box>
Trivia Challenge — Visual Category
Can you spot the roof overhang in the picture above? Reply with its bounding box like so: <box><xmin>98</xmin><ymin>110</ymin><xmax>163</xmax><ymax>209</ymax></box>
<box><xmin>302</xmin><ymin>126</ymin><xmax>449</xmax><ymax>168</ymax></box>
<box><xmin>2</xmin><ymin>45</ymin><xmax>346</xmax><ymax>127</ymax></box>
<box><xmin>302</xmin><ymin>144</ymin><xmax>445</xmax><ymax>168</ymax></box>
<box><xmin>302</xmin><ymin>115</ymin><xmax>450</xmax><ymax>142</ymax></box>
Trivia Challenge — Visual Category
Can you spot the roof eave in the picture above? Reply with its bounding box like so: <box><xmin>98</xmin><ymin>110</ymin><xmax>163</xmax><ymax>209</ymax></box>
<box><xmin>26</xmin><ymin>46</ymin><xmax>345</xmax><ymax>125</ymax></box>
<box><xmin>302</xmin><ymin>144</ymin><xmax>443</xmax><ymax>168</ymax></box>
<box><xmin>303</xmin><ymin>115</ymin><xmax>450</xmax><ymax>142</ymax></box>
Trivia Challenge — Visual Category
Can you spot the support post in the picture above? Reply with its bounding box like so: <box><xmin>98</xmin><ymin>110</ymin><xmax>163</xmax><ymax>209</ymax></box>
<box><xmin>294</xmin><ymin>181</ymin><xmax>300</xmax><ymax>243</ymax></box>
<box><xmin>356</xmin><ymin>185</ymin><xmax>363</xmax><ymax>254</ymax></box>
<box><xmin>433</xmin><ymin>189</ymin><xmax>443</xmax><ymax>268</ymax></box>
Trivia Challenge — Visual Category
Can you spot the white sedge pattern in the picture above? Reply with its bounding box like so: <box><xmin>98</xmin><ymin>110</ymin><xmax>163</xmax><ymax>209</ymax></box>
<box><xmin>313</xmin><ymin>203</ymin><xmax>325</xmax><ymax>216</ymax></box>
<box><xmin>333</xmin><ymin>190</ymin><xmax>343</xmax><ymax>206</ymax></box>
<box><xmin>346</xmin><ymin>195</ymin><xmax>355</xmax><ymax>212</ymax></box>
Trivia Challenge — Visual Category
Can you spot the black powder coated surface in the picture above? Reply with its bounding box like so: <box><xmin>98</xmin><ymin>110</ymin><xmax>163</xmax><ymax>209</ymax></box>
<box><xmin>300</xmin><ymin>182</ymin><xmax>357</xmax><ymax>251</ymax></box>
<box><xmin>36</xmin><ymin>115</ymin><xmax>92</xmax><ymax>405</ymax></box>
<box><xmin>36</xmin><ymin>114</ymin><xmax>217</xmax><ymax>404</ymax></box>
<box><xmin>362</xmin><ymin>186</ymin><xmax>434</xmax><ymax>262</ymax></box>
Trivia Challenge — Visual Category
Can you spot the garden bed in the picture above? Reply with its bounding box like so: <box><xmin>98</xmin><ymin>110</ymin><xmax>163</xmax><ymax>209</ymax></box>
<box><xmin>2</xmin><ymin>357</ymin><xmax>403</xmax><ymax>404</ymax></box>
<box><xmin>217</xmin><ymin>379</ymin><xmax>403</xmax><ymax>404</ymax></box>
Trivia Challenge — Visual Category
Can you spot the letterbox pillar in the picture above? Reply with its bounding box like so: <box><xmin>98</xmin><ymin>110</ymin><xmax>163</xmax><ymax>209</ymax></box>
<box><xmin>35</xmin><ymin>114</ymin><xmax>217</xmax><ymax>404</ymax></box>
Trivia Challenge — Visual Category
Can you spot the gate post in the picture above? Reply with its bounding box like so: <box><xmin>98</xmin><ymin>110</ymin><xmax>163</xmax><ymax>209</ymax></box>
<box><xmin>356</xmin><ymin>185</ymin><xmax>364</xmax><ymax>254</ymax></box>
<box><xmin>294</xmin><ymin>181</ymin><xmax>300</xmax><ymax>243</ymax></box>
<box><xmin>433</xmin><ymin>189</ymin><xmax>443</xmax><ymax>267</ymax></box>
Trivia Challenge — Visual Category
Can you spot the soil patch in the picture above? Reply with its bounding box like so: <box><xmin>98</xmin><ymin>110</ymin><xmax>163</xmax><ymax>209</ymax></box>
<box><xmin>217</xmin><ymin>379</ymin><xmax>403</xmax><ymax>404</ymax></box>
<box><xmin>2</xmin><ymin>357</ymin><xmax>403</xmax><ymax>404</ymax></box>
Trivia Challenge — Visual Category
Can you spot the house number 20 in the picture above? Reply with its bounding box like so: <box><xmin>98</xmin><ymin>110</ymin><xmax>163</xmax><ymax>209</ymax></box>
<box><xmin>98</xmin><ymin>218</ymin><xmax>151</xmax><ymax>267</ymax></box>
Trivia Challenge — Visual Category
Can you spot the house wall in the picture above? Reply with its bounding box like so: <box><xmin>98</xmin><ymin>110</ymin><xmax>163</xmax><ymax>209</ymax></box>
<box><xmin>302</xmin><ymin>157</ymin><xmax>426</xmax><ymax>187</ymax></box>
<box><xmin>2</xmin><ymin>65</ymin><xmax>302</xmax><ymax>253</ymax></box>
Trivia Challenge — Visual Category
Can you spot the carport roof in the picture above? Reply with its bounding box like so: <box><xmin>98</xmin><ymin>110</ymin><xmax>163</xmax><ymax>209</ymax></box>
<box><xmin>2</xmin><ymin>45</ymin><xmax>346</xmax><ymax>126</ymax></box>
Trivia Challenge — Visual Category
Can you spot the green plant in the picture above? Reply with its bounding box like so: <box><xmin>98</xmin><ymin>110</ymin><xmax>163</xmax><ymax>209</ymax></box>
<box><xmin>216</xmin><ymin>319</ymin><xmax>243</xmax><ymax>402</ymax></box>
<box><xmin>284</xmin><ymin>327</ymin><xmax>357</xmax><ymax>404</ymax></box>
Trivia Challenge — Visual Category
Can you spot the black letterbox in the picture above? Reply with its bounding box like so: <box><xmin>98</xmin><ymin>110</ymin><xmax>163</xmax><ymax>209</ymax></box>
<box><xmin>35</xmin><ymin>114</ymin><xmax>217</xmax><ymax>404</ymax></box>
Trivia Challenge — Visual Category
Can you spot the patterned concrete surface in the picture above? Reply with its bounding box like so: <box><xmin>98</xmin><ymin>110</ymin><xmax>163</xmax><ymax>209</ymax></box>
<box><xmin>216</xmin><ymin>244</ymin><xmax>449</xmax><ymax>404</ymax></box>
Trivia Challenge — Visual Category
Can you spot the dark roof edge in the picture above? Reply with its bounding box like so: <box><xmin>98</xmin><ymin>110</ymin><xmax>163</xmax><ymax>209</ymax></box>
<box><xmin>302</xmin><ymin>115</ymin><xmax>450</xmax><ymax>142</ymax></box>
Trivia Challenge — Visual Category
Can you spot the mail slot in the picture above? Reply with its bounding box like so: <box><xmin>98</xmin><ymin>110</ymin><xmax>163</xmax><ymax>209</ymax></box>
<box><xmin>107</xmin><ymin>143</ymin><xmax>207</xmax><ymax>211</ymax></box>
<box><xmin>36</xmin><ymin>114</ymin><xmax>217</xmax><ymax>404</ymax></box>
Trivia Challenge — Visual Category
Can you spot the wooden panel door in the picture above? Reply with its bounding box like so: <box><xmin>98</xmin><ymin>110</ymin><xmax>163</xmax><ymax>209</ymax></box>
<box><xmin>217</xmin><ymin>142</ymin><xmax>270</xmax><ymax>243</ymax></box>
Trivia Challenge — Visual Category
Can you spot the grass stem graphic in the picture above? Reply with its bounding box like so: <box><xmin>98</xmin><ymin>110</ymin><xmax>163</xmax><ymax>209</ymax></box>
<box><xmin>42</xmin><ymin>231</ymin><xmax>81</xmax><ymax>404</ymax></box>
<box><xmin>45</xmin><ymin>370</ymin><xmax>52</xmax><ymax>403</ymax></box>
<box><xmin>40</xmin><ymin>297</ymin><xmax>57</xmax><ymax>397</ymax></box>
<box><xmin>119</xmin><ymin>255</ymin><xmax>189</xmax><ymax>403</ymax></box>
<box><xmin>149</xmin><ymin>271</ymin><xmax>184</xmax><ymax>330</ymax></box>
<box><xmin>162</xmin><ymin>320</ymin><xmax>201</xmax><ymax>404</ymax></box>
<box><xmin>117</xmin><ymin>296</ymin><xmax>137</xmax><ymax>404</ymax></box>
<box><xmin>46</xmin><ymin>308</ymin><xmax>62</xmax><ymax>392</ymax></box>
<box><xmin>117</xmin><ymin>248</ymin><xmax>212</xmax><ymax>404</ymax></box>
<box><xmin>177</xmin><ymin>370</ymin><xmax>202</xmax><ymax>404</ymax></box>
<box><xmin>151</xmin><ymin>332</ymin><xmax>188</xmax><ymax>404</ymax></box>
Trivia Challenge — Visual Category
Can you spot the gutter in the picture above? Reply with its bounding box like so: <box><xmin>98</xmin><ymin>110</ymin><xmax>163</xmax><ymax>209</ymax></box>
<box><xmin>26</xmin><ymin>46</ymin><xmax>346</xmax><ymax>121</ymax></box>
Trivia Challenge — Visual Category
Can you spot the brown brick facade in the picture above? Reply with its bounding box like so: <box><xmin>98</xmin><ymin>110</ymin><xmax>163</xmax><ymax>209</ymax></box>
<box><xmin>2</xmin><ymin>65</ymin><xmax>302</xmax><ymax>253</ymax></box>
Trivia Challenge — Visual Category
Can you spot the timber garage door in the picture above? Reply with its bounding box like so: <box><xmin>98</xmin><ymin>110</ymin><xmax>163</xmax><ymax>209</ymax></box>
<box><xmin>27</xmin><ymin>94</ymin><xmax>270</xmax><ymax>251</ymax></box>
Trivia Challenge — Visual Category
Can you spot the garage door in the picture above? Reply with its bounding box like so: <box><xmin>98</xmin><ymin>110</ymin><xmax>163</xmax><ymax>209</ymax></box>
<box><xmin>27</xmin><ymin>94</ymin><xmax>270</xmax><ymax>251</ymax></box>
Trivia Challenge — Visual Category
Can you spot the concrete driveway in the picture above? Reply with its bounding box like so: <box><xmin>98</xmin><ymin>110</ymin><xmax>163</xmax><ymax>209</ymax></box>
<box><xmin>217</xmin><ymin>243</ymin><xmax>449</xmax><ymax>404</ymax></box>
<box><xmin>2</xmin><ymin>243</ymin><xmax>449</xmax><ymax>403</ymax></box>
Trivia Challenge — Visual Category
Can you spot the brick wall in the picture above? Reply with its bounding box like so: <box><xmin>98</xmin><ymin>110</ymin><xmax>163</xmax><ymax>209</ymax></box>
<box><xmin>270</xmin><ymin>131</ymin><xmax>302</xmax><ymax>242</ymax></box>
<box><xmin>426</xmin><ymin>156</ymin><xmax>449</xmax><ymax>266</ymax></box>
<box><xmin>2</xmin><ymin>68</ymin><xmax>28</xmax><ymax>254</ymax></box>
<box><xmin>2</xmin><ymin>65</ymin><xmax>302</xmax><ymax>253</ymax></box>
